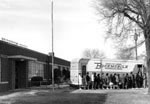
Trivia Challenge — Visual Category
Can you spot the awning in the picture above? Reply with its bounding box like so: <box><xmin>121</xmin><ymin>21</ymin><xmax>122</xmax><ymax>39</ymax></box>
<box><xmin>8</xmin><ymin>55</ymin><xmax>37</xmax><ymax>61</ymax></box>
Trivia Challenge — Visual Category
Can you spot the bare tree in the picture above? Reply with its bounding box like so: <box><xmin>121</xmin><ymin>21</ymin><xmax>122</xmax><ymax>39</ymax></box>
<box><xmin>116</xmin><ymin>46</ymin><xmax>134</xmax><ymax>60</ymax></box>
<box><xmin>95</xmin><ymin>0</ymin><xmax>150</xmax><ymax>93</ymax></box>
<box><xmin>83</xmin><ymin>49</ymin><xmax>106</xmax><ymax>59</ymax></box>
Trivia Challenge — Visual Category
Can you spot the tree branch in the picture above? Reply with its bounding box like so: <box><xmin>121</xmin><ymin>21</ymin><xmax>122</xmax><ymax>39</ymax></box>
<box><xmin>123</xmin><ymin>12</ymin><xmax>144</xmax><ymax>28</ymax></box>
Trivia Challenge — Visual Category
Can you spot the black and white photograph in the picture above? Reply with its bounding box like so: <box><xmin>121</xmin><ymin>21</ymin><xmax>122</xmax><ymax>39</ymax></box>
<box><xmin>0</xmin><ymin>0</ymin><xmax>150</xmax><ymax>104</ymax></box>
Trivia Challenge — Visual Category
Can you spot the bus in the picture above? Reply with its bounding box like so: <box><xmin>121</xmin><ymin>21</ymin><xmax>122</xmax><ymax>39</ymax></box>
<box><xmin>70</xmin><ymin>58</ymin><xmax>146</xmax><ymax>86</ymax></box>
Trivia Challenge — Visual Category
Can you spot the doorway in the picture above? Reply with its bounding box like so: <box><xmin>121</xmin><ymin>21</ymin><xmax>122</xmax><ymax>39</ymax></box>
<box><xmin>15</xmin><ymin>60</ymin><xmax>27</xmax><ymax>89</ymax></box>
<box><xmin>82</xmin><ymin>65</ymin><xmax>86</xmax><ymax>76</ymax></box>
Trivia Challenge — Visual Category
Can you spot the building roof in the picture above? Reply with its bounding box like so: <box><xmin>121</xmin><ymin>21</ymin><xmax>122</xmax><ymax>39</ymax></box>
<box><xmin>0</xmin><ymin>40</ymin><xmax>70</xmax><ymax>66</ymax></box>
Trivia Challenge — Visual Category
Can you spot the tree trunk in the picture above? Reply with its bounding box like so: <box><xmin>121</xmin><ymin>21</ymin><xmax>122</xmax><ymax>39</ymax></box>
<box><xmin>145</xmin><ymin>36</ymin><xmax>150</xmax><ymax>94</ymax></box>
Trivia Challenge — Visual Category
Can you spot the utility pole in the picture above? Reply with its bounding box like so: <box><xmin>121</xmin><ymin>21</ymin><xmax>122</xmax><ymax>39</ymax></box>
<box><xmin>51</xmin><ymin>0</ymin><xmax>54</xmax><ymax>91</ymax></box>
<box><xmin>134</xmin><ymin>29</ymin><xmax>138</xmax><ymax>60</ymax></box>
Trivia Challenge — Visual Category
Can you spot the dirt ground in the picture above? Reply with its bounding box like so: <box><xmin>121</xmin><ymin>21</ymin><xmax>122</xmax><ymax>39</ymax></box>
<box><xmin>0</xmin><ymin>87</ymin><xmax>150</xmax><ymax>104</ymax></box>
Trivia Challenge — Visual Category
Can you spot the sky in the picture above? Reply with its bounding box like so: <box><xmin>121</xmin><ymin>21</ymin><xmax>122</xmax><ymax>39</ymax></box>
<box><xmin>0</xmin><ymin>0</ymin><xmax>117</xmax><ymax>61</ymax></box>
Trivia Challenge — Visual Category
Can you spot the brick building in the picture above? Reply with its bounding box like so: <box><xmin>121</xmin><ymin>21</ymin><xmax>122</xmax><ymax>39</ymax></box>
<box><xmin>0</xmin><ymin>40</ymin><xmax>70</xmax><ymax>92</ymax></box>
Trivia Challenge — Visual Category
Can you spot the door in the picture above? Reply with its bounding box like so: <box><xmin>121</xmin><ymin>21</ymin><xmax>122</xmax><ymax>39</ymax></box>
<box><xmin>15</xmin><ymin>60</ymin><xmax>27</xmax><ymax>89</ymax></box>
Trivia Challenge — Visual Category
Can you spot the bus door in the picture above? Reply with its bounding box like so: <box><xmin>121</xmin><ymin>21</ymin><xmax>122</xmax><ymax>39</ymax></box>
<box><xmin>81</xmin><ymin>65</ymin><xmax>86</xmax><ymax>77</ymax></box>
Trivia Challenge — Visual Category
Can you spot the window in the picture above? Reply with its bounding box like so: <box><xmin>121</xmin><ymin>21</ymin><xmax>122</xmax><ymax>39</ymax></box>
<box><xmin>28</xmin><ymin>61</ymin><xmax>44</xmax><ymax>80</ymax></box>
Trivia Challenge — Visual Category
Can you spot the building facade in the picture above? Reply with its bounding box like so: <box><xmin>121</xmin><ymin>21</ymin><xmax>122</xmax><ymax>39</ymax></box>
<box><xmin>0</xmin><ymin>40</ymin><xmax>70</xmax><ymax>92</ymax></box>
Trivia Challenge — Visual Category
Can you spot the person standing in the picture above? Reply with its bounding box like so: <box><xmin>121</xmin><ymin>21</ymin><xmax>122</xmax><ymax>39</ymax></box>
<box><xmin>128</xmin><ymin>73</ymin><xmax>132</xmax><ymax>89</ymax></box>
<box><xmin>91</xmin><ymin>73</ymin><xmax>94</xmax><ymax>89</ymax></box>
<box><xmin>139</xmin><ymin>72</ymin><xmax>143</xmax><ymax>88</ymax></box>
<box><xmin>143</xmin><ymin>73</ymin><xmax>147</xmax><ymax>88</ymax></box>
<box><xmin>130</xmin><ymin>72</ymin><xmax>135</xmax><ymax>88</ymax></box>
<box><xmin>115</xmin><ymin>74</ymin><xmax>119</xmax><ymax>89</ymax></box>
<box><xmin>125</xmin><ymin>73</ymin><xmax>129</xmax><ymax>89</ymax></box>
<box><xmin>134</xmin><ymin>73</ymin><xmax>138</xmax><ymax>88</ymax></box>
<box><xmin>78</xmin><ymin>73</ymin><xmax>82</xmax><ymax>90</ymax></box>
<box><xmin>94</xmin><ymin>73</ymin><xmax>98</xmax><ymax>89</ymax></box>
<box><xmin>82</xmin><ymin>75</ymin><xmax>87</xmax><ymax>89</ymax></box>
<box><xmin>97</xmin><ymin>74</ymin><xmax>101</xmax><ymax>89</ymax></box>
<box><xmin>136</xmin><ymin>72</ymin><xmax>140</xmax><ymax>88</ymax></box>
<box><xmin>99</xmin><ymin>74</ymin><xmax>103</xmax><ymax>89</ymax></box>
<box><xmin>109</xmin><ymin>74</ymin><xmax>113</xmax><ymax>83</ymax></box>
<box><xmin>86</xmin><ymin>72</ymin><xmax>90</xmax><ymax>89</ymax></box>
<box><xmin>105</xmin><ymin>73</ymin><xmax>109</xmax><ymax>89</ymax></box>
<box><xmin>118</xmin><ymin>74</ymin><xmax>122</xmax><ymax>89</ymax></box>
<box><xmin>109</xmin><ymin>74</ymin><xmax>113</xmax><ymax>89</ymax></box>
<box><xmin>112</xmin><ymin>73</ymin><xmax>116</xmax><ymax>89</ymax></box>
<box><xmin>101</xmin><ymin>73</ymin><xmax>105</xmax><ymax>89</ymax></box>
<box><xmin>120</xmin><ymin>74</ymin><xmax>125</xmax><ymax>89</ymax></box>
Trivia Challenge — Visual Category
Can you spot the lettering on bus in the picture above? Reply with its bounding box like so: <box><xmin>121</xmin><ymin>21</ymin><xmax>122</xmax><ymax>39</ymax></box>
<box><xmin>95</xmin><ymin>63</ymin><xmax>128</xmax><ymax>70</ymax></box>
<box><xmin>95</xmin><ymin>62</ymin><xmax>102</xmax><ymax>69</ymax></box>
